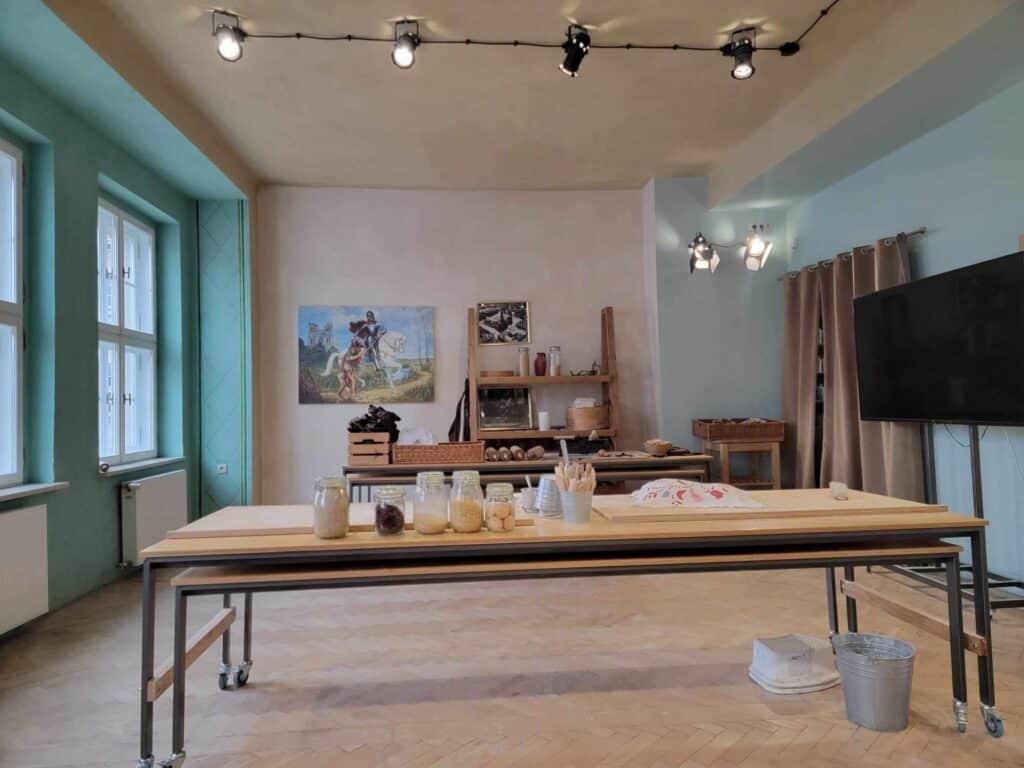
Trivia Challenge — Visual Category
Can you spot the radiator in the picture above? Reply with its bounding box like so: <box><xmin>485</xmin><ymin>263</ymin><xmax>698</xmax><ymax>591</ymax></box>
<box><xmin>121</xmin><ymin>470</ymin><xmax>187</xmax><ymax>566</ymax></box>
<box><xmin>0</xmin><ymin>505</ymin><xmax>48</xmax><ymax>634</ymax></box>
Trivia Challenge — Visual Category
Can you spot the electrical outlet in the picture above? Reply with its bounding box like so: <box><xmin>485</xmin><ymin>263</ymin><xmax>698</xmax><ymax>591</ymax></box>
<box><xmin>216</xmin><ymin>463</ymin><xmax>228</xmax><ymax>475</ymax></box>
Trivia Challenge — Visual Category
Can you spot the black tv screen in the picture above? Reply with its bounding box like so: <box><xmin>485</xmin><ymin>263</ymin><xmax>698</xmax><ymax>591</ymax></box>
<box><xmin>854</xmin><ymin>251</ymin><xmax>1024</xmax><ymax>425</ymax></box>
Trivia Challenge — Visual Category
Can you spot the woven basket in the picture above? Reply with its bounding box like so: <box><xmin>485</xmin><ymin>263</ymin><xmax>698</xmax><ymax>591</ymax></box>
<box><xmin>566</xmin><ymin>405</ymin><xmax>610</xmax><ymax>430</ymax></box>
<box><xmin>392</xmin><ymin>441</ymin><xmax>485</xmax><ymax>465</ymax></box>
<box><xmin>692</xmin><ymin>418</ymin><xmax>784</xmax><ymax>442</ymax></box>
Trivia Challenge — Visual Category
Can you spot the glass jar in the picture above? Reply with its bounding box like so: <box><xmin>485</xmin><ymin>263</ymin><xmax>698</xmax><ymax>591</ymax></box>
<box><xmin>373</xmin><ymin>486</ymin><xmax>406</xmax><ymax>535</ymax></box>
<box><xmin>313</xmin><ymin>475</ymin><xmax>349</xmax><ymax>539</ymax></box>
<box><xmin>484</xmin><ymin>482</ymin><xmax>516</xmax><ymax>533</ymax></box>
<box><xmin>518</xmin><ymin>346</ymin><xmax>530</xmax><ymax>377</ymax></box>
<box><xmin>548</xmin><ymin>346</ymin><xmax>562</xmax><ymax>376</ymax></box>
<box><xmin>414</xmin><ymin>471</ymin><xmax>448</xmax><ymax>534</ymax></box>
<box><xmin>449</xmin><ymin>470</ymin><xmax>484</xmax><ymax>533</ymax></box>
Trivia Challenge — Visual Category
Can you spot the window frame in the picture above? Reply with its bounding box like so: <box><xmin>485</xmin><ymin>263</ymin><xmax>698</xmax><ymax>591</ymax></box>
<box><xmin>0</xmin><ymin>137</ymin><xmax>23</xmax><ymax>489</ymax></box>
<box><xmin>97</xmin><ymin>198</ymin><xmax>158</xmax><ymax>466</ymax></box>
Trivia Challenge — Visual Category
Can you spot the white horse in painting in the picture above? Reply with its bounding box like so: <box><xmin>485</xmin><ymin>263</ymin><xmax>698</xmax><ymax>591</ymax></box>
<box><xmin>322</xmin><ymin>330</ymin><xmax>408</xmax><ymax>394</ymax></box>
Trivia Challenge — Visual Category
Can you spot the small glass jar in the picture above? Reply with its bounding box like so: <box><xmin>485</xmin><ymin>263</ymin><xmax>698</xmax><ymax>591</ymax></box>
<box><xmin>313</xmin><ymin>475</ymin><xmax>349</xmax><ymax>539</ymax></box>
<box><xmin>518</xmin><ymin>346</ymin><xmax>530</xmax><ymax>377</ymax></box>
<box><xmin>449</xmin><ymin>470</ymin><xmax>484</xmax><ymax>533</ymax></box>
<box><xmin>414</xmin><ymin>471</ymin><xmax>448</xmax><ymax>534</ymax></box>
<box><xmin>548</xmin><ymin>346</ymin><xmax>562</xmax><ymax>376</ymax></box>
<box><xmin>484</xmin><ymin>482</ymin><xmax>516</xmax><ymax>533</ymax></box>
<box><xmin>374</xmin><ymin>486</ymin><xmax>406</xmax><ymax>535</ymax></box>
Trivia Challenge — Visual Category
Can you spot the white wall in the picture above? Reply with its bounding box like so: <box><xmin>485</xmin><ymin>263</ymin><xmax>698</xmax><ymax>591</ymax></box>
<box><xmin>257</xmin><ymin>186</ymin><xmax>655</xmax><ymax>503</ymax></box>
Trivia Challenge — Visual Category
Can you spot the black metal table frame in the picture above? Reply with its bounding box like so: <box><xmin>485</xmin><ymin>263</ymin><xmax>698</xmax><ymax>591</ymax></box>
<box><xmin>136</xmin><ymin>526</ymin><xmax>1002</xmax><ymax>768</ymax></box>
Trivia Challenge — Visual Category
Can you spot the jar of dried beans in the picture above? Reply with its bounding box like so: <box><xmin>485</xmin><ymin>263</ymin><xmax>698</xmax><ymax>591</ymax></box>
<box><xmin>374</xmin><ymin>486</ymin><xmax>406</xmax><ymax>536</ymax></box>
<box><xmin>484</xmin><ymin>482</ymin><xmax>516</xmax><ymax>532</ymax></box>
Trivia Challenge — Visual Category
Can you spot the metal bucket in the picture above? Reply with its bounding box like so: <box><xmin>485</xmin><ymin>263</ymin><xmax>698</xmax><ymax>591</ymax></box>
<box><xmin>833</xmin><ymin>633</ymin><xmax>916</xmax><ymax>731</ymax></box>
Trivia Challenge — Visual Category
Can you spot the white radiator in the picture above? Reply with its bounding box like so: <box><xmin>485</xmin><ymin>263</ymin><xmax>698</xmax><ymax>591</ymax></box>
<box><xmin>0</xmin><ymin>505</ymin><xmax>48</xmax><ymax>634</ymax></box>
<box><xmin>121</xmin><ymin>470</ymin><xmax>187</xmax><ymax>565</ymax></box>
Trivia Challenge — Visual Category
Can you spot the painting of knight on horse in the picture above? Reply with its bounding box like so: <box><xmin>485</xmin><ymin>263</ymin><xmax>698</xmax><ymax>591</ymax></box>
<box><xmin>298</xmin><ymin>305</ymin><xmax>435</xmax><ymax>404</ymax></box>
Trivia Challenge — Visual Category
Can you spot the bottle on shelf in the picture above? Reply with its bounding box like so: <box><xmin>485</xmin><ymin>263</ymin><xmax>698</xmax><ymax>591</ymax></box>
<box><xmin>534</xmin><ymin>351</ymin><xmax>547</xmax><ymax>376</ymax></box>
<box><xmin>518</xmin><ymin>346</ymin><xmax>530</xmax><ymax>377</ymax></box>
<box><xmin>548</xmin><ymin>346</ymin><xmax>562</xmax><ymax>376</ymax></box>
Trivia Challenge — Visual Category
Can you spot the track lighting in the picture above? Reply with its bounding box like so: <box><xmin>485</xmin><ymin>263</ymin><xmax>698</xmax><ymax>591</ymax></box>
<box><xmin>688</xmin><ymin>233</ymin><xmax>720</xmax><ymax>274</ymax></box>
<box><xmin>392</xmin><ymin>21</ymin><xmax>420</xmax><ymax>69</ymax></box>
<box><xmin>559</xmin><ymin>25</ymin><xmax>591</xmax><ymax>77</ymax></box>
<box><xmin>212</xmin><ymin>10</ymin><xmax>245</xmax><ymax>62</ymax></box>
<box><xmin>724</xmin><ymin>28</ymin><xmax>756</xmax><ymax>80</ymax></box>
<box><xmin>741</xmin><ymin>225</ymin><xmax>773</xmax><ymax>271</ymax></box>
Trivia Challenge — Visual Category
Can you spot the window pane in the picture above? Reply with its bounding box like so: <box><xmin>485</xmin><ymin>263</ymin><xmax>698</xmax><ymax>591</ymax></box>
<box><xmin>123</xmin><ymin>220</ymin><xmax>154</xmax><ymax>334</ymax></box>
<box><xmin>0</xmin><ymin>323</ymin><xmax>17</xmax><ymax>476</ymax></box>
<box><xmin>97</xmin><ymin>206</ymin><xmax>119</xmax><ymax>325</ymax></box>
<box><xmin>0</xmin><ymin>149</ymin><xmax>15</xmax><ymax>304</ymax></box>
<box><xmin>98</xmin><ymin>340</ymin><xmax>119</xmax><ymax>459</ymax></box>
<box><xmin>124</xmin><ymin>345</ymin><xmax>154</xmax><ymax>455</ymax></box>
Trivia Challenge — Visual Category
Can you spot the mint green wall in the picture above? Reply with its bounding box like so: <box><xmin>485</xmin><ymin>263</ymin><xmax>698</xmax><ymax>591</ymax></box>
<box><xmin>0</xmin><ymin>51</ymin><xmax>200</xmax><ymax>609</ymax></box>
<box><xmin>653</xmin><ymin>178</ymin><xmax>789</xmax><ymax>451</ymax></box>
<box><xmin>787</xmin><ymin>78</ymin><xmax>1024</xmax><ymax>581</ymax></box>
<box><xmin>199</xmin><ymin>200</ymin><xmax>251</xmax><ymax>514</ymax></box>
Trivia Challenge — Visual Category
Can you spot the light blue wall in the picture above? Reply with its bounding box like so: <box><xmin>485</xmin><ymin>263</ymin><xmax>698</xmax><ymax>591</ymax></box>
<box><xmin>654</xmin><ymin>178</ymin><xmax>789</xmax><ymax>451</ymax></box>
<box><xmin>787</xmin><ymin>79</ymin><xmax>1024</xmax><ymax>580</ymax></box>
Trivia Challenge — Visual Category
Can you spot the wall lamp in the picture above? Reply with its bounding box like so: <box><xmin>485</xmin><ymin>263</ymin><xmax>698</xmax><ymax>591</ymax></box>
<box><xmin>688</xmin><ymin>225</ymin><xmax>774</xmax><ymax>275</ymax></box>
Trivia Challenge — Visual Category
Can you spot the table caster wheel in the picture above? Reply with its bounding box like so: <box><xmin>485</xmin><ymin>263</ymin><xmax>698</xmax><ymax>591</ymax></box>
<box><xmin>218</xmin><ymin>671</ymin><xmax>230</xmax><ymax>690</ymax></box>
<box><xmin>982</xmin><ymin>705</ymin><xmax>1004</xmax><ymax>738</ymax></box>
<box><xmin>953</xmin><ymin>700</ymin><xmax>967</xmax><ymax>734</ymax></box>
<box><xmin>236</xmin><ymin>668</ymin><xmax>249</xmax><ymax>687</ymax></box>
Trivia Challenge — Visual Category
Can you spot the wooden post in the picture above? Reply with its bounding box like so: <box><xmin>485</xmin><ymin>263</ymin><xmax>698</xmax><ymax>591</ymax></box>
<box><xmin>467</xmin><ymin>307</ymin><xmax>480</xmax><ymax>442</ymax></box>
<box><xmin>601</xmin><ymin>307</ymin><xmax>622</xmax><ymax>450</ymax></box>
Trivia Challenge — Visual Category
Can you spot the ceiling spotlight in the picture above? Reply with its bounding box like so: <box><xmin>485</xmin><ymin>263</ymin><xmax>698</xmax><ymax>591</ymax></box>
<box><xmin>723</xmin><ymin>28</ymin><xmax>756</xmax><ymax>80</ymax></box>
<box><xmin>560</xmin><ymin>24</ymin><xmax>591</xmax><ymax>77</ymax></box>
<box><xmin>741</xmin><ymin>225</ymin><xmax>773</xmax><ymax>271</ymax></box>
<box><xmin>212</xmin><ymin>10</ymin><xmax>245</xmax><ymax>62</ymax></box>
<box><xmin>392</xmin><ymin>21</ymin><xmax>420</xmax><ymax>69</ymax></box>
<box><xmin>688</xmin><ymin>233</ymin><xmax>720</xmax><ymax>274</ymax></box>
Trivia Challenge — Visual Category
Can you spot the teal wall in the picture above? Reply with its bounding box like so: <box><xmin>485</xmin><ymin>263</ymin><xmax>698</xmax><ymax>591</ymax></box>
<box><xmin>198</xmin><ymin>200</ymin><xmax>251</xmax><ymax>514</ymax></box>
<box><xmin>654</xmin><ymin>178</ymin><xmax>789</xmax><ymax>451</ymax></box>
<box><xmin>0</xmin><ymin>51</ymin><xmax>200</xmax><ymax>609</ymax></box>
<box><xmin>787</xmin><ymin>79</ymin><xmax>1024</xmax><ymax>580</ymax></box>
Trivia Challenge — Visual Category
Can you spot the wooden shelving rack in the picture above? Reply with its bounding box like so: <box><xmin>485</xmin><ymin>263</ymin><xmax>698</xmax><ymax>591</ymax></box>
<box><xmin>467</xmin><ymin>306</ymin><xmax>622</xmax><ymax>448</ymax></box>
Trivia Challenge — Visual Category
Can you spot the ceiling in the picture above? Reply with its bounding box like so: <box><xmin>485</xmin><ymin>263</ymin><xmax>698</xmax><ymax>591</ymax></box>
<box><xmin>67</xmin><ymin>0</ymin><xmax>910</xmax><ymax>190</ymax></box>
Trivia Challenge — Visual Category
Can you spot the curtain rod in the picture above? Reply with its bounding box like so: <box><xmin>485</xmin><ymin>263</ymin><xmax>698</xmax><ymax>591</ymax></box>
<box><xmin>777</xmin><ymin>227</ymin><xmax>927</xmax><ymax>282</ymax></box>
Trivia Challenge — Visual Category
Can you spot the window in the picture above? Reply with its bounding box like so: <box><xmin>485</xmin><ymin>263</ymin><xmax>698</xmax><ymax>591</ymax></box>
<box><xmin>97</xmin><ymin>200</ymin><xmax>157</xmax><ymax>465</ymax></box>
<box><xmin>0</xmin><ymin>139</ymin><xmax>22</xmax><ymax>488</ymax></box>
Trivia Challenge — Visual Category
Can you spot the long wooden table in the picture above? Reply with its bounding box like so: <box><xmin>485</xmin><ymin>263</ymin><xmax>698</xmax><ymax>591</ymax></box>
<box><xmin>135</xmin><ymin>489</ymin><xmax>1003</xmax><ymax>767</ymax></box>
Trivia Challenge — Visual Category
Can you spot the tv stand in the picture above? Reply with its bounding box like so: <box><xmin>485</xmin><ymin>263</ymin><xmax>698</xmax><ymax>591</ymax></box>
<box><xmin>887</xmin><ymin>424</ymin><xmax>1024</xmax><ymax>611</ymax></box>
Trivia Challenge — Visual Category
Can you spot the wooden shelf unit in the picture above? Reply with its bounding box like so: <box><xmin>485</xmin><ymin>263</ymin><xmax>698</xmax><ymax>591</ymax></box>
<box><xmin>468</xmin><ymin>306</ymin><xmax>622</xmax><ymax>448</ymax></box>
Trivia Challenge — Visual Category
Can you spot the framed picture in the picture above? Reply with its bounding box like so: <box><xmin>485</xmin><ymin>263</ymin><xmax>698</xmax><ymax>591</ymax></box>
<box><xmin>477</xmin><ymin>300</ymin><xmax>530</xmax><ymax>345</ymax></box>
<box><xmin>297</xmin><ymin>305</ymin><xmax>435</xmax><ymax>404</ymax></box>
<box><xmin>479</xmin><ymin>387</ymin><xmax>534</xmax><ymax>431</ymax></box>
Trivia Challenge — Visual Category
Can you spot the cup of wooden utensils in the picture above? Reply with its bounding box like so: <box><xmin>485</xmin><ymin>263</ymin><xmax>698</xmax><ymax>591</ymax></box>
<box><xmin>555</xmin><ymin>461</ymin><xmax>596</xmax><ymax>524</ymax></box>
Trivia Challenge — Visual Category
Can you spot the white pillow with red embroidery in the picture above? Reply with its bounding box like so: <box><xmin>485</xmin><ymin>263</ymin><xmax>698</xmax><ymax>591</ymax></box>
<box><xmin>631</xmin><ymin>479</ymin><xmax>763</xmax><ymax>508</ymax></box>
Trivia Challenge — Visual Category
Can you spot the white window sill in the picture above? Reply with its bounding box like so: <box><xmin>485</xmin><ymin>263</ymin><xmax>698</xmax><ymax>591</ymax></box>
<box><xmin>0</xmin><ymin>481</ymin><xmax>71</xmax><ymax>503</ymax></box>
<box><xmin>99</xmin><ymin>456</ymin><xmax>184</xmax><ymax>477</ymax></box>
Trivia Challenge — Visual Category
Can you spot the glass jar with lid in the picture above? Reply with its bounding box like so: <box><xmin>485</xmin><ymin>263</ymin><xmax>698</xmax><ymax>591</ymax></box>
<box><xmin>373</xmin><ymin>486</ymin><xmax>406</xmax><ymax>535</ymax></box>
<box><xmin>548</xmin><ymin>345</ymin><xmax>562</xmax><ymax>376</ymax></box>
<box><xmin>449</xmin><ymin>470</ymin><xmax>484</xmax><ymax>533</ymax></box>
<box><xmin>484</xmin><ymin>482</ymin><xmax>516</xmax><ymax>532</ymax></box>
<box><xmin>414</xmin><ymin>471</ymin><xmax>448</xmax><ymax>534</ymax></box>
<box><xmin>313</xmin><ymin>475</ymin><xmax>349</xmax><ymax>539</ymax></box>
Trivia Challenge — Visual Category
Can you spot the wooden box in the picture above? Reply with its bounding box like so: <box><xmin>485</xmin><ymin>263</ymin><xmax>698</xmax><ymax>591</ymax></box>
<box><xmin>392</xmin><ymin>441</ymin><xmax>485</xmax><ymax>465</ymax></box>
<box><xmin>566</xmin><ymin>405</ymin><xmax>610</xmax><ymax>431</ymax></box>
<box><xmin>692</xmin><ymin>418</ymin><xmax>785</xmax><ymax>442</ymax></box>
<box><xmin>348</xmin><ymin>432</ymin><xmax>391</xmax><ymax>466</ymax></box>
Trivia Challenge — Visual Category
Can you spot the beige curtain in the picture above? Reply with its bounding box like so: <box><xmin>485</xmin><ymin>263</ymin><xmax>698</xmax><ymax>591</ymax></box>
<box><xmin>782</xmin><ymin>268</ymin><xmax>821</xmax><ymax>489</ymax></box>
<box><xmin>818</xmin><ymin>234</ymin><xmax>924</xmax><ymax>500</ymax></box>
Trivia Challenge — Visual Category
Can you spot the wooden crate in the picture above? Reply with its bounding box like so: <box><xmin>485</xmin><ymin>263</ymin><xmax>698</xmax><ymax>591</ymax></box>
<box><xmin>392</xmin><ymin>441</ymin><xmax>485</xmax><ymax>465</ymax></box>
<box><xmin>692</xmin><ymin>418</ymin><xmax>785</xmax><ymax>442</ymax></box>
<box><xmin>348</xmin><ymin>432</ymin><xmax>391</xmax><ymax>466</ymax></box>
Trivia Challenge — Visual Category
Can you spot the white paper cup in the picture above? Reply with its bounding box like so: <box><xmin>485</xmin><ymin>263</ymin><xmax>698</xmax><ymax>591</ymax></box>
<box><xmin>538</xmin><ymin>411</ymin><xmax>551</xmax><ymax>431</ymax></box>
<box><xmin>536</xmin><ymin>475</ymin><xmax>562</xmax><ymax>517</ymax></box>
<box><xmin>559</xmin><ymin>491</ymin><xmax>593</xmax><ymax>524</ymax></box>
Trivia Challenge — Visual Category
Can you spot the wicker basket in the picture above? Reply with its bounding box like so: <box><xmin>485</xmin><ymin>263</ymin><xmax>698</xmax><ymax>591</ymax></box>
<box><xmin>392</xmin><ymin>441</ymin><xmax>486</xmax><ymax>465</ymax></box>
<box><xmin>692</xmin><ymin>418</ymin><xmax>785</xmax><ymax>442</ymax></box>
<box><xmin>566</xmin><ymin>405</ymin><xmax>610</xmax><ymax>430</ymax></box>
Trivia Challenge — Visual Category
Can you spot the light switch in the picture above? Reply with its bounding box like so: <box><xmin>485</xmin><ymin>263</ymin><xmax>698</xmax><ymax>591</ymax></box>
<box><xmin>217</xmin><ymin>463</ymin><xmax>228</xmax><ymax>475</ymax></box>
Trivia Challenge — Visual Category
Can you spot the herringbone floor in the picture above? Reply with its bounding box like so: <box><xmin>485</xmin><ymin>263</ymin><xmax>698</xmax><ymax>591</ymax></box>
<box><xmin>1</xmin><ymin>568</ymin><xmax>1022</xmax><ymax>767</ymax></box>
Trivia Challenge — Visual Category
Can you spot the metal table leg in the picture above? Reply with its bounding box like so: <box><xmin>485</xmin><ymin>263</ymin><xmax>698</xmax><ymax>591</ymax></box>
<box><xmin>137</xmin><ymin>561</ymin><xmax>156</xmax><ymax>768</ymax></box>
<box><xmin>218</xmin><ymin>594</ymin><xmax>232</xmax><ymax>690</ymax></box>
<box><xmin>970</xmin><ymin>530</ymin><xmax>1004</xmax><ymax>737</ymax></box>
<box><xmin>161</xmin><ymin>587</ymin><xmax>188</xmax><ymax>767</ymax></box>
<box><xmin>825</xmin><ymin>567</ymin><xmax>839</xmax><ymax>638</ymax></box>
<box><xmin>843</xmin><ymin>566</ymin><xmax>858</xmax><ymax>632</ymax></box>
<box><xmin>945</xmin><ymin>554</ymin><xmax>968</xmax><ymax>733</ymax></box>
<box><xmin>237</xmin><ymin>592</ymin><xmax>253</xmax><ymax>687</ymax></box>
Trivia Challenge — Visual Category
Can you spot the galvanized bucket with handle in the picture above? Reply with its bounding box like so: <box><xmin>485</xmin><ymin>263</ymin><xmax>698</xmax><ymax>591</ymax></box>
<box><xmin>833</xmin><ymin>633</ymin><xmax>916</xmax><ymax>731</ymax></box>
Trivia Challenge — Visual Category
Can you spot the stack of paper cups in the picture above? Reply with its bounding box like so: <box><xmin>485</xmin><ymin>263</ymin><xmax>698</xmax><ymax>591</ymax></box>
<box><xmin>559</xmin><ymin>491</ymin><xmax>593</xmax><ymax>524</ymax></box>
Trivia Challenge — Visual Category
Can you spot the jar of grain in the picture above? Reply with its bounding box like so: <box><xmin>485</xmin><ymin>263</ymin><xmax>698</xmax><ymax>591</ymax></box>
<box><xmin>548</xmin><ymin>346</ymin><xmax>562</xmax><ymax>376</ymax></box>
<box><xmin>373</xmin><ymin>486</ymin><xmax>406</xmax><ymax>536</ymax></box>
<box><xmin>313</xmin><ymin>475</ymin><xmax>349</xmax><ymax>539</ymax></box>
<box><xmin>414</xmin><ymin>471</ymin><xmax>448</xmax><ymax>534</ymax></box>
<box><xmin>449</xmin><ymin>470</ymin><xmax>484</xmax><ymax>533</ymax></box>
<box><xmin>518</xmin><ymin>346</ymin><xmax>530</xmax><ymax>376</ymax></box>
<box><xmin>484</xmin><ymin>482</ymin><xmax>516</xmax><ymax>532</ymax></box>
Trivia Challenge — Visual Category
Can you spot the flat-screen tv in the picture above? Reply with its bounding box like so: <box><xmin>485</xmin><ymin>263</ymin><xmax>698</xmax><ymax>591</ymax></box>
<box><xmin>854</xmin><ymin>251</ymin><xmax>1024</xmax><ymax>425</ymax></box>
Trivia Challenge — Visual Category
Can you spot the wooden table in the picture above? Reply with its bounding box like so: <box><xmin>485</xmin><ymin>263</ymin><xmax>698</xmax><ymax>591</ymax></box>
<box><xmin>135</xmin><ymin>489</ymin><xmax>1003</xmax><ymax>767</ymax></box>
<box><xmin>703</xmin><ymin>438</ymin><xmax>782</xmax><ymax>489</ymax></box>
<box><xmin>344</xmin><ymin>453</ymin><xmax>713</xmax><ymax>500</ymax></box>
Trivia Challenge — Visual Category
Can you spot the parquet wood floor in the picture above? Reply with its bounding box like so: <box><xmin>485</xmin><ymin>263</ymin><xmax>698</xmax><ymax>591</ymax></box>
<box><xmin>0</xmin><ymin>567</ymin><xmax>1021</xmax><ymax>767</ymax></box>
